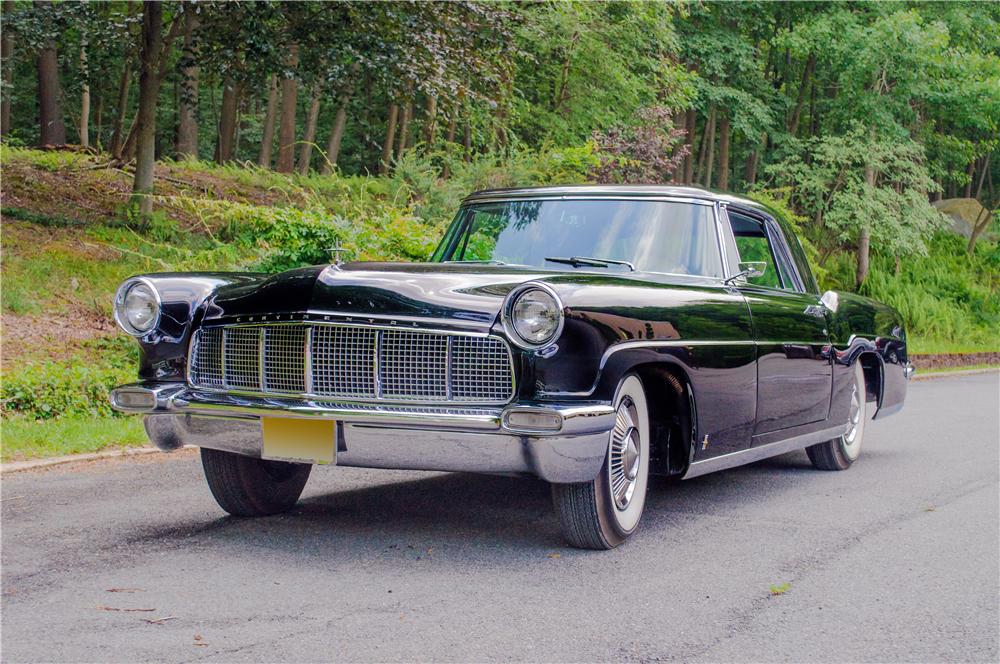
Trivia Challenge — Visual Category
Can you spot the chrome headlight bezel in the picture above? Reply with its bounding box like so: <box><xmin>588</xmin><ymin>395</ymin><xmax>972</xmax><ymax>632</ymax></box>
<box><xmin>501</xmin><ymin>282</ymin><xmax>565</xmax><ymax>350</ymax></box>
<box><xmin>113</xmin><ymin>277</ymin><xmax>162</xmax><ymax>337</ymax></box>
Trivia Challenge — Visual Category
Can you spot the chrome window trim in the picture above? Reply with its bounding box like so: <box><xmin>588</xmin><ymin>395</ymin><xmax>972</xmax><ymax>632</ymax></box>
<box><xmin>186</xmin><ymin>321</ymin><xmax>517</xmax><ymax>406</ymax></box>
<box><xmin>460</xmin><ymin>194</ymin><xmax>718</xmax><ymax>206</ymax></box>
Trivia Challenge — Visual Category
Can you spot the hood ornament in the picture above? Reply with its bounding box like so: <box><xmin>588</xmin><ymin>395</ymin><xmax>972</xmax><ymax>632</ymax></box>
<box><xmin>328</xmin><ymin>246</ymin><xmax>349</xmax><ymax>266</ymax></box>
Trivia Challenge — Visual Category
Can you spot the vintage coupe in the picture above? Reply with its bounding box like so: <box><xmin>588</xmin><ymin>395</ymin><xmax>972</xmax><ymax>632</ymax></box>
<box><xmin>110</xmin><ymin>185</ymin><xmax>912</xmax><ymax>549</ymax></box>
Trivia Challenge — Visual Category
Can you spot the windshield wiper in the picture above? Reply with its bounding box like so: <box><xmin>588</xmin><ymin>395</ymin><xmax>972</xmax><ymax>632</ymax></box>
<box><xmin>545</xmin><ymin>256</ymin><xmax>635</xmax><ymax>271</ymax></box>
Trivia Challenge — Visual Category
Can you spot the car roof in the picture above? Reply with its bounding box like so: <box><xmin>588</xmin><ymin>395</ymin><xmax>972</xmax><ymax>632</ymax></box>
<box><xmin>461</xmin><ymin>184</ymin><xmax>765</xmax><ymax>210</ymax></box>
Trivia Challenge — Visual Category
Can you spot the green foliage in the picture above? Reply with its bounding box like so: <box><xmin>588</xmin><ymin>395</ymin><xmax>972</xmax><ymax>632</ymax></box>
<box><xmin>767</xmin><ymin>129</ymin><xmax>945</xmax><ymax>259</ymax></box>
<box><xmin>825</xmin><ymin>234</ymin><xmax>1000</xmax><ymax>351</ymax></box>
<box><xmin>1</xmin><ymin>361</ymin><xmax>133</xmax><ymax>420</ymax></box>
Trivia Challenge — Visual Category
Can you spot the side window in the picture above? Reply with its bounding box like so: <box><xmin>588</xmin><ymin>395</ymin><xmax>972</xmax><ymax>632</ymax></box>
<box><xmin>728</xmin><ymin>211</ymin><xmax>785</xmax><ymax>289</ymax></box>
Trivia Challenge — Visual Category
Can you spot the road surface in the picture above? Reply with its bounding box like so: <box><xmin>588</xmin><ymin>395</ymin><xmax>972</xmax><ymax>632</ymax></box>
<box><xmin>3</xmin><ymin>372</ymin><xmax>998</xmax><ymax>662</ymax></box>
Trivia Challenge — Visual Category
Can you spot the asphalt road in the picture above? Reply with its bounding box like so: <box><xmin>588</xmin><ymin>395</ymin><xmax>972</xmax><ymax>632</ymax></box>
<box><xmin>3</xmin><ymin>372</ymin><xmax>998</xmax><ymax>663</ymax></box>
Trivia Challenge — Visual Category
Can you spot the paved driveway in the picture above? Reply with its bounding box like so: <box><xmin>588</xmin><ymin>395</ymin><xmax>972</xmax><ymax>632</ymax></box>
<box><xmin>2</xmin><ymin>372</ymin><xmax>998</xmax><ymax>662</ymax></box>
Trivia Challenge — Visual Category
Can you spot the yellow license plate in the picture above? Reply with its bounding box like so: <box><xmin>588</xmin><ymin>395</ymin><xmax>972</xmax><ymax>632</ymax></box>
<box><xmin>261</xmin><ymin>418</ymin><xmax>336</xmax><ymax>464</ymax></box>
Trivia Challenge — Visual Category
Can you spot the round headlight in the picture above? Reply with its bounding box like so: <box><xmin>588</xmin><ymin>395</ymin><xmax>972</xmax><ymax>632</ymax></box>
<box><xmin>114</xmin><ymin>278</ymin><xmax>161</xmax><ymax>336</ymax></box>
<box><xmin>503</xmin><ymin>283</ymin><xmax>564</xmax><ymax>349</ymax></box>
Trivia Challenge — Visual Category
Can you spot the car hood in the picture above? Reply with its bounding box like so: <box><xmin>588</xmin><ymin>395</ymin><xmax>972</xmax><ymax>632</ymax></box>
<box><xmin>204</xmin><ymin>262</ymin><xmax>562</xmax><ymax>331</ymax></box>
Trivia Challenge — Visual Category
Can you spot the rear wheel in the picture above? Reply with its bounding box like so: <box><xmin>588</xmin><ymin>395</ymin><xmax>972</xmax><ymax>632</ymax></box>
<box><xmin>807</xmin><ymin>361</ymin><xmax>867</xmax><ymax>471</ymax></box>
<box><xmin>201</xmin><ymin>448</ymin><xmax>311</xmax><ymax>516</ymax></box>
<box><xmin>552</xmin><ymin>374</ymin><xmax>650</xmax><ymax>549</ymax></box>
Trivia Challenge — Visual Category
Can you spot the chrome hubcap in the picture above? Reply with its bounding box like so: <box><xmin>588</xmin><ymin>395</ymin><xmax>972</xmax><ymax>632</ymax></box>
<box><xmin>609</xmin><ymin>397</ymin><xmax>641</xmax><ymax>510</ymax></box>
<box><xmin>845</xmin><ymin>382</ymin><xmax>861</xmax><ymax>446</ymax></box>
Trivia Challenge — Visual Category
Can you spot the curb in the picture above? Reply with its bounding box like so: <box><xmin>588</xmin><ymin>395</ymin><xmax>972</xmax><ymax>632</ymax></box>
<box><xmin>1</xmin><ymin>445</ymin><xmax>195</xmax><ymax>475</ymax></box>
<box><xmin>911</xmin><ymin>367</ymin><xmax>999</xmax><ymax>382</ymax></box>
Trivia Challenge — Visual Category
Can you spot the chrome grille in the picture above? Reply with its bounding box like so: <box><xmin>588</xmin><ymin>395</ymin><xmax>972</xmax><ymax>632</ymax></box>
<box><xmin>263</xmin><ymin>326</ymin><xmax>307</xmax><ymax>393</ymax></box>
<box><xmin>311</xmin><ymin>325</ymin><xmax>376</xmax><ymax>398</ymax></box>
<box><xmin>190</xmin><ymin>327</ymin><xmax>224</xmax><ymax>387</ymax></box>
<box><xmin>223</xmin><ymin>328</ymin><xmax>260</xmax><ymax>390</ymax></box>
<box><xmin>381</xmin><ymin>330</ymin><xmax>449</xmax><ymax>400</ymax></box>
<box><xmin>189</xmin><ymin>323</ymin><xmax>515</xmax><ymax>405</ymax></box>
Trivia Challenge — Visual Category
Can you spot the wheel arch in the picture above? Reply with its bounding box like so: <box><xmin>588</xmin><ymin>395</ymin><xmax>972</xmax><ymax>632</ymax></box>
<box><xmin>631</xmin><ymin>362</ymin><xmax>695</xmax><ymax>477</ymax></box>
<box><xmin>857</xmin><ymin>350</ymin><xmax>884</xmax><ymax>408</ymax></box>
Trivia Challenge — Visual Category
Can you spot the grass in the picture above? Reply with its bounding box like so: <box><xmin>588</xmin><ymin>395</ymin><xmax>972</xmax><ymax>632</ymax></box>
<box><xmin>0</xmin><ymin>415</ymin><xmax>148</xmax><ymax>463</ymax></box>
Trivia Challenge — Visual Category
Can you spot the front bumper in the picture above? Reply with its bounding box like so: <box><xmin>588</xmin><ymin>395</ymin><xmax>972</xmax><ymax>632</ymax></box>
<box><xmin>110</xmin><ymin>382</ymin><xmax>615</xmax><ymax>483</ymax></box>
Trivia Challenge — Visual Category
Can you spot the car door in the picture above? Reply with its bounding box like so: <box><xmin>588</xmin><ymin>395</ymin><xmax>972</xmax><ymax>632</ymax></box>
<box><xmin>721</xmin><ymin>206</ymin><xmax>832</xmax><ymax>435</ymax></box>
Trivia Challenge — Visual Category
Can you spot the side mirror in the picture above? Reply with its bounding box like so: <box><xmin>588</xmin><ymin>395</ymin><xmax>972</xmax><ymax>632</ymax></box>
<box><xmin>740</xmin><ymin>261</ymin><xmax>766</xmax><ymax>279</ymax></box>
<box><xmin>725</xmin><ymin>261</ymin><xmax>767</xmax><ymax>285</ymax></box>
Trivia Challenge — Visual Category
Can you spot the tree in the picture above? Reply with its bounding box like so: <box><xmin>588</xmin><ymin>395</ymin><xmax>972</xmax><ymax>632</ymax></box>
<box><xmin>275</xmin><ymin>43</ymin><xmax>298</xmax><ymax>173</ymax></box>
<box><xmin>131</xmin><ymin>1</ymin><xmax>183</xmax><ymax>217</ymax></box>
<box><xmin>34</xmin><ymin>0</ymin><xmax>65</xmax><ymax>146</ymax></box>
<box><xmin>1</xmin><ymin>0</ymin><xmax>15</xmax><ymax>136</ymax></box>
<box><xmin>175</xmin><ymin>3</ymin><xmax>199</xmax><ymax>159</ymax></box>
<box><xmin>767</xmin><ymin>128</ymin><xmax>944</xmax><ymax>284</ymax></box>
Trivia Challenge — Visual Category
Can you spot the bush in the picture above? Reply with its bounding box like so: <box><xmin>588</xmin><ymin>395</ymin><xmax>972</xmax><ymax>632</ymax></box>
<box><xmin>1</xmin><ymin>361</ymin><xmax>133</xmax><ymax>420</ymax></box>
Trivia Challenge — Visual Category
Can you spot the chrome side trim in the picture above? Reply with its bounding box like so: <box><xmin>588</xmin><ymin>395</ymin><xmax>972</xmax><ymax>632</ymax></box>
<box><xmin>683</xmin><ymin>423</ymin><xmax>846</xmax><ymax>479</ymax></box>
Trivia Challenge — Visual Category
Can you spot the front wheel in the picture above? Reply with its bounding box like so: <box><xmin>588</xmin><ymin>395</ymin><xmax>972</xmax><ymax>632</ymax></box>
<box><xmin>807</xmin><ymin>361</ymin><xmax>867</xmax><ymax>471</ymax></box>
<box><xmin>552</xmin><ymin>374</ymin><xmax>650</xmax><ymax>549</ymax></box>
<box><xmin>201</xmin><ymin>448</ymin><xmax>311</xmax><ymax>516</ymax></box>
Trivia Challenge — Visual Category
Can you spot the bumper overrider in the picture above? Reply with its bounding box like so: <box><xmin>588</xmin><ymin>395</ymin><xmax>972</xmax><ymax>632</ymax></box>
<box><xmin>109</xmin><ymin>383</ymin><xmax>616</xmax><ymax>483</ymax></box>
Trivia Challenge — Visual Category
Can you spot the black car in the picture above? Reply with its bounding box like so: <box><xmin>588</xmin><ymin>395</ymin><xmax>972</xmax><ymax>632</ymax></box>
<box><xmin>110</xmin><ymin>185</ymin><xmax>912</xmax><ymax>549</ymax></box>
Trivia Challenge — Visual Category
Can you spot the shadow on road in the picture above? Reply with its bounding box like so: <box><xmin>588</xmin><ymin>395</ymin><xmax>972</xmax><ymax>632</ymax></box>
<box><xmin>111</xmin><ymin>447</ymin><xmax>892</xmax><ymax>559</ymax></box>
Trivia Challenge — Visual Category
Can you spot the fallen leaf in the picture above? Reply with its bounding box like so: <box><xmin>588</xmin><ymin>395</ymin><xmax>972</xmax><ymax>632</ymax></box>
<box><xmin>106</xmin><ymin>588</ymin><xmax>144</xmax><ymax>593</ymax></box>
<box><xmin>142</xmin><ymin>616</ymin><xmax>177</xmax><ymax>625</ymax></box>
<box><xmin>769</xmin><ymin>582</ymin><xmax>791</xmax><ymax>596</ymax></box>
<box><xmin>96</xmin><ymin>605</ymin><xmax>157</xmax><ymax>612</ymax></box>
<box><xmin>923</xmin><ymin>506</ymin><xmax>936</xmax><ymax>512</ymax></box>
<box><xmin>547</xmin><ymin>552</ymin><xmax>561</xmax><ymax>559</ymax></box>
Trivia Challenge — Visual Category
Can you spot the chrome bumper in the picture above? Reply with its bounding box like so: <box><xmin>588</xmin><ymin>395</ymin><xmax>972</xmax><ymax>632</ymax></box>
<box><xmin>110</xmin><ymin>382</ymin><xmax>615</xmax><ymax>483</ymax></box>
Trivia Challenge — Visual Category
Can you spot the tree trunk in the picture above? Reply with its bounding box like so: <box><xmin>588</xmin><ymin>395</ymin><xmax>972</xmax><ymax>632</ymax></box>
<box><xmin>321</xmin><ymin>100</ymin><xmax>349</xmax><ymax>175</ymax></box>
<box><xmin>0</xmin><ymin>0</ymin><xmax>13</xmax><ymax>136</ymax></box>
<box><xmin>967</xmin><ymin>158</ymin><xmax>992</xmax><ymax>253</ymax></box>
<box><xmin>423</xmin><ymin>95</ymin><xmax>438</xmax><ymax>145</ymax></box>
<box><xmin>396</xmin><ymin>94</ymin><xmax>412</xmax><ymax>156</ymax></box>
<box><xmin>258</xmin><ymin>74</ymin><xmax>278</xmax><ymax>167</ymax></box>
<box><xmin>445</xmin><ymin>106</ymin><xmax>457</xmax><ymax>144</ymax></box>
<box><xmin>94</xmin><ymin>92</ymin><xmax>104</xmax><ymax>149</ymax></box>
<box><xmin>963</xmin><ymin>161</ymin><xmax>975</xmax><ymax>198</ymax></box>
<box><xmin>295</xmin><ymin>88</ymin><xmax>321</xmax><ymax>174</ymax></box>
<box><xmin>110</xmin><ymin>62</ymin><xmax>132</xmax><ymax>157</ymax></box>
<box><xmin>717</xmin><ymin>115</ymin><xmax>730</xmax><ymax>191</ymax></box>
<box><xmin>36</xmin><ymin>1</ymin><xmax>66</xmax><ymax>147</ymax></box>
<box><xmin>683</xmin><ymin>109</ymin><xmax>696</xmax><ymax>184</ymax></box>
<box><xmin>856</xmin><ymin>163</ymin><xmax>876</xmax><ymax>287</ymax></box>
<box><xmin>79</xmin><ymin>42</ymin><xmax>90</xmax><ymax>148</ymax></box>
<box><xmin>379</xmin><ymin>102</ymin><xmax>398</xmax><ymax>175</ymax></box>
<box><xmin>175</xmin><ymin>6</ymin><xmax>199</xmax><ymax>159</ymax></box>
<box><xmin>745</xmin><ymin>131</ymin><xmax>766</xmax><ymax>185</ymax></box>
<box><xmin>275</xmin><ymin>44</ymin><xmax>299</xmax><ymax>173</ymax></box>
<box><xmin>967</xmin><ymin>206</ymin><xmax>991</xmax><ymax>254</ymax></box>
<box><xmin>216</xmin><ymin>76</ymin><xmax>240</xmax><ymax>163</ymax></box>
<box><xmin>132</xmin><ymin>1</ymin><xmax>164</xmax><ymax>217</ymax></box>
<box><xmin>463</xmin><ymin>118</ymin><xmax>472</xmax><ymax>161</ymax></box>
<box><xmin>702</xmin><ymin>107</ymin><xmax>717</xmax><ymax>188</ymax></box>
<box><xmin>787</xmin><ymin>53</ymin><xmax>815</xmax><ymax>136</ymax></box>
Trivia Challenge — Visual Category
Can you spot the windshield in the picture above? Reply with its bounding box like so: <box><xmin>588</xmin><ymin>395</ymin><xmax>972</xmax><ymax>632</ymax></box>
<box><xmin>431</xmin><ymin>199</ymin><xmax>724</xmax><ymax>277</ymax></box>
